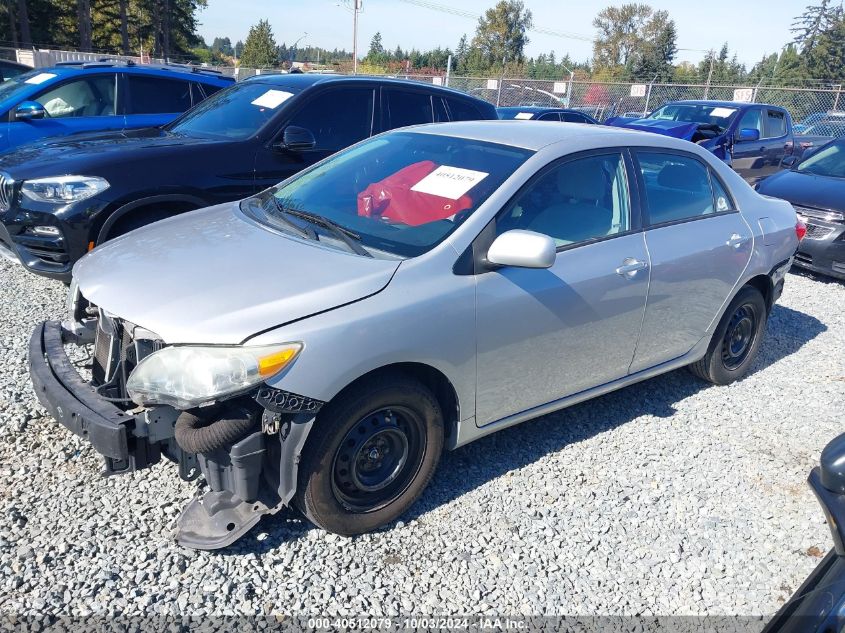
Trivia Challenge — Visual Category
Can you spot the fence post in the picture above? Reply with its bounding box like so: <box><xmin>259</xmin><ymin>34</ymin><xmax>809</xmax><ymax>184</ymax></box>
<box><xmin>445</xmin><ymin>54</ymin><xmax>451</xmax><ymax>87</ymax></box>
<box><xmin>835</xmin><ymin>84</ymin><xmax>842</xmax><ymax>112</ymax></box>
<box><xmin>643</xmin><ymin>76</ymin><xmax>656</xmax><ymax>116</ymax></box>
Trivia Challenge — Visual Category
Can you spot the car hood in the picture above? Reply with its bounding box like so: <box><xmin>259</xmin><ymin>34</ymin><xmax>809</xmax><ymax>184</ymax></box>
<box><xmin>73</xmin><ymin>203</ymin><xmax>402</xmax><ymax>345</ymax></box>
<box><xmin>0</xmin><ymin>128</ymin><xmax>219</xmax><ymax>177</ymax></box>
<box><xmin>606</xmin><ymin>117</ymin><xmax>701</xmax><ymax>140</ymax></box>
<box><xmin>757</xmin><ymin>169</ymin><xmax>845</xmax><ymax>213</ymax></box>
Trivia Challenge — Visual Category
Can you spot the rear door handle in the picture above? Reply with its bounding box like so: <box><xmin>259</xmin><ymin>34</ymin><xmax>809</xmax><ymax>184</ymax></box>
<box><xmin>616</xmin><ymin>258</ymin><xmax>648</xmax><ymax>278</ymax></box>
<box><xmin>727</xmin><ymin>233</ymin><xmax>749</xmax><ymax>248</ymax></box>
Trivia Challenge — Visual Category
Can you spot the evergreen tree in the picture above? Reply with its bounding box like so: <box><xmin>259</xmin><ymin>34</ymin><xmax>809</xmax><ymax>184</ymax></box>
<box><xmin>239</xmin><ymin>18</ymin><xmax>277</xmax><ymax>68</ymax></box>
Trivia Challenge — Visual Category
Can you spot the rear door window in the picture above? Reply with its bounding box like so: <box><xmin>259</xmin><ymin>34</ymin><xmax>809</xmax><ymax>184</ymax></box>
<box><xmin>34</xmin><ymin>75</ymin><xmax>116</xmax><ymax>118</ymax></box>
<box><xmin>537</xmin><ymin>112</ymin><xmax>561</xmax><ymax>121</ymax></box>
<box><xmin>765</xmin><ymin>110</ymin><xmax>787</xmax><ymax>138</ymax></box>
<box><xmin>286</xmin><ymin>87</ymin><xmax>374</xmax><ymax>151</ymax></box>
<box><xmin>637</xmin><ymin>152</ymin><xmax>716</xmax><ymax>225</ymax></box>
<box><xmin>127</xmin><ymin>76</ymin><xmax>192</xmax><ymax>114</ymax></box>
<box><xmin>562</xmin><ymin>112</ymin><xmax>590</xmax><ymax>123</ymax></box>
<box><xmin>384</xmin><ymin>89</ymin><xmax>433</xmax><ymax>129</ymax></box>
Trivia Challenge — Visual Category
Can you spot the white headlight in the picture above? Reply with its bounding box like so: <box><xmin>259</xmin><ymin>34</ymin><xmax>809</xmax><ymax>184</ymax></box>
<box><xmin>126</xmin><ymin>343</ymin><xmax>302</xmax><ymax>409</ymax></box>
<box><xmin>21</xmin><ymin>175</ymin><xmax>109</xmax><ymax>203</ymax></box>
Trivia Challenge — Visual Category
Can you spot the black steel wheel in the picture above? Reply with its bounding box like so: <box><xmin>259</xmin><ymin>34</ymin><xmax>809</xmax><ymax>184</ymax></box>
<box><xmin>295</xmin><ymin>374</ymin><xmax>444</xmax><ymax>535</ymax></box>
<box><xmin>689</xmin><ymin>285</ymin><xmax>768</xmax><ymax>385</ymax></box>
<box><xmin>720</xmin><ymin>303</ymin><xmax>759</xmax><ymax>370</ymax></box>
<box><xmin>331</xmin><ymin>407</ymin><xmax>425</xmax><ymax>512</ymax></box>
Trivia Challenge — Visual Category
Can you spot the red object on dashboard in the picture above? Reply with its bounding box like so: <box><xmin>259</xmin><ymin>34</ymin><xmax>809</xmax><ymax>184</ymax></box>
<box><xmin>357</xmin><ymin>160</ymin><xmax>474</xmax><ymax>226</ymax></box>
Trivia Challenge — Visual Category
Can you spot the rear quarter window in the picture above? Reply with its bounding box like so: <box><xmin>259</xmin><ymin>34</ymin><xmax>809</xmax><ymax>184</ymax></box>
<box><xmin>446</xmin><ymin>98</ymin><xmax>487</xmax><ymax>121</ymax></box>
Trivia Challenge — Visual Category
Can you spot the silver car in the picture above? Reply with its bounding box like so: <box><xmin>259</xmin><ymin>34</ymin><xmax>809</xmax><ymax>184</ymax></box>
<box><xmin>29</xmin><ymin>122</ymin><xmax>800</xmax><ymax>549</ymax></box>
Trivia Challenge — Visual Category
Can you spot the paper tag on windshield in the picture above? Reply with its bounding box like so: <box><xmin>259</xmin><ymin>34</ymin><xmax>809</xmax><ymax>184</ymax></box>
<box><xmin>514</xmin><ymin>112</ymin><xmax>534</xmax><ymax>120</ymax></box>
<box><xmin>25</xmin><ymin>72</ymin><xmax>56</xmax><ymax>85</ymax></box>
<box><xmin>710</xmin><ymin>107</ymin><xmax>735</xmax><ymax>118</ymax></box>
<box><xmin>251</xmin><ymin>89</ymin><xmax>294</xmax><ymax>109</ymax></box>
<box><xmin>411</xmin><ymin>166</ymin><xmax>489</xmax><ymax>200</ymax></box>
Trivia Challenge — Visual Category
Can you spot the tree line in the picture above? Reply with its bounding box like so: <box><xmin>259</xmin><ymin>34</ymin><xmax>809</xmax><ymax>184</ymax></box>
<box><xmin>1</xmin><ymin>0</ymin><xmax>207</xmax><ymax>59</ymax></box>
<box><xmin>2</xmin><ymin>0</ymin><xmax>845</xmax><ymax>86</ymax></box>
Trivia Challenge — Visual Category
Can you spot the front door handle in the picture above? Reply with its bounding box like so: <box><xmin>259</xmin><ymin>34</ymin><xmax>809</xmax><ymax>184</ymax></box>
<box><xmin>726</xmin><ymin>233</ymin><xmax>749</xmax><ymax>248</ymax></box>
<box><xmin>616</xmin><ymin>258</ymin><xmax>648</xmax><ymax>278</ymax></box>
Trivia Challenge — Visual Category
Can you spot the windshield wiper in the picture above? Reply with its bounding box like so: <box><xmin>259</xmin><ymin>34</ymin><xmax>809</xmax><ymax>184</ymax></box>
<box><xmin>267</xmin><ymin>197</ymin><xmax>317</xmax><ymax>240</ymax></box>
<box><xmin>282</xmin><ymin>208</ymin><xmax>373</xmax><ymax>258</ymax></box>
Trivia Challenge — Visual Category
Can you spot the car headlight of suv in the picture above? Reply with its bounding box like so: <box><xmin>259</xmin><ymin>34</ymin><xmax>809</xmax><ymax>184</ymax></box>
<box><xmin>126</xmin><ymin>343</ymin><xmax>303</xmax><ymax>409</ymax></box>
<box><xmin>21</xmin><ymin>175</ymin><xmax>109</xmax><ymax>203</ymax></box>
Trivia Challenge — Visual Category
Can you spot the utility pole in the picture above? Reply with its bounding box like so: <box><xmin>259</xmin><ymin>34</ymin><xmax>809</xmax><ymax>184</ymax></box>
<box><xmin>704</xmin><ymin>50</ymin><xmax>715</xmax><ymax>100</ymax></box>
<box><xmin>352</xmin><ymin>0</ymin><xmax>361</xmax><ymax>74</ymax></box>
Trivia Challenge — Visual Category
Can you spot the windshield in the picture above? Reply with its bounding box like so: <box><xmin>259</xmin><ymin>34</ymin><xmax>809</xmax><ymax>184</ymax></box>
<box><xmin>169</xmin><ymin>81</ymin><xmax>301</xmax><ymax>139</ymax></box>
<box><xmin>647</xmin><ymin>104</ymin><xmax>738</xmax><ymax>132</ymax></box>
<box><xmin>0</xmin><ymin>68</ymin><xmax>54</xmax><ymax>103</ymax></box>
<box><xmin>244</xmin><ymin>132</ymin><xmax>533</xmax><ymax>258</ymax></box>
<box><xmin>796</xmin><ymin>141</ymin><xmax>845</xmax><ymax>178</ymax></box>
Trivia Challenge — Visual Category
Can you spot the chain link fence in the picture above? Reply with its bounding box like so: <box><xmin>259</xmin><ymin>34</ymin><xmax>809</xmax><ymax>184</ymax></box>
<box><xmin>408</xmin><ymin>76</ymin><xmax>845</xmax><ymax>130</ymax></box>
<box><xmin>9</xmin><ymin>45</ymin><xmax>845</xmax><ymax>132</ymax></box>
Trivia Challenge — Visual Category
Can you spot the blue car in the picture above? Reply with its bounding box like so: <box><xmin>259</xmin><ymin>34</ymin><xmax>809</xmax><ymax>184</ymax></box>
<box><xmin>0</xmin><ymin>60</ymin><xmax>233</xmax><ymax>152</ymax></box>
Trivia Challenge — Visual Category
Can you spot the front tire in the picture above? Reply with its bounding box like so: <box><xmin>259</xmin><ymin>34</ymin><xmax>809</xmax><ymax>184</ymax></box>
<box><xmin>295</xmin><ymin>374</ymin><xmax>444</xmax><ymax>535</ymax></box>
<box><xmin>689</xmin><ymin>285</ymin><xmax>767</xmax><ymax>385</ymax></box>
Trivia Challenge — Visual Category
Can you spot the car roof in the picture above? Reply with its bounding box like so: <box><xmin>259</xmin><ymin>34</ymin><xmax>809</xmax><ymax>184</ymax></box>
<box><xmin>41</xmin><ymin>62</ymin><xmax>232</xmax><ymax>84</ymax></box>
<box><xmin>410</xmin><ymin>119</ymin><xmax>702</xmax><ymax>152</ymax></box>
<box><xmin>665</xmin><ymin>99</ymin><xmax>779</xmax><ymax>109</ymax></box>
<box><xmin>497</xmin><ymin>106</ymin><xmax>581</xmax><ymax>114</ymax></box>
<box><xmin>246</xmin><ymin>73</ymin><xmax>487</xmax><ymax>101</ymax></box>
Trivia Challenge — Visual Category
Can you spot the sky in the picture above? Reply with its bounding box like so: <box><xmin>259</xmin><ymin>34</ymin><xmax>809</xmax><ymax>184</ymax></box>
<box><xmin>196</xmin><ymin>0</ymin><xmax>799</xmax><ymax>67</ymax></box>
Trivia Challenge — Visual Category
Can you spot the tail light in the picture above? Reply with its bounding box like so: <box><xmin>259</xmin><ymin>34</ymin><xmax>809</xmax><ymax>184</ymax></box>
<box><xmin>796</xmin><ymin>219</ymin><xmax>807</xmax><ymax>241</ymax></box>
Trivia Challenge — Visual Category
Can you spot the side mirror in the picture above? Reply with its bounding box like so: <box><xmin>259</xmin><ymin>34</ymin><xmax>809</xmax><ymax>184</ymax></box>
<box><xmin>737</xmin><ymin>128</ymin><xmax>760</xmax><ymax>143</ymax></box>
<box><xmin>277</xmin><ymin>125</ymin><xmax>316</xmax><ymax>152</ymax></box>
<box><xmin>15</xmin><ymin>100</ymin><xmax>46</xmax><ymax>121</ymax></box>
<box><xmin>486</xmin><ymin>229</ymin><xmax>556</xmax><ymax>269</ymax></box>
<box><xmin>781</xmin><ymin>155</ymin><xmax>799</xmax><ymax>169</ymax></box>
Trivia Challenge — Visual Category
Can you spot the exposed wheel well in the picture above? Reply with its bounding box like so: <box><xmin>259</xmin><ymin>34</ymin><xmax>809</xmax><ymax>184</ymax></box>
<box><xmin>98</xmin><ymin>199</ymin><xmax>203</xmax><ymax>243</ymax></box>
<box><xmin>744</xmin><ymin>274</ymin><xmax>774</xmax><ymax>313</ymax></box>
<box><xmin>330</xmin><ymin>363</ymin><xmax>460</xmax><ymax>441</ymax></box>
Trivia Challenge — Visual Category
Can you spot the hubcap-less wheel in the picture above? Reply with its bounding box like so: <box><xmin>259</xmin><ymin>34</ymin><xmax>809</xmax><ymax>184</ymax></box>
<box><xmin>331</xmin><ymin>407</ymin><xmax>424</xmax><ymax>512</ymax></box>
<box><xmin>721</xmin><ymin>303</ymin><xmax>758</xmax><ymax>370</ymax></box>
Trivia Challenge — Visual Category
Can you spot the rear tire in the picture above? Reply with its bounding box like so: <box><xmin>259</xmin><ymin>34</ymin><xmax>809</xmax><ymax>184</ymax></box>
<box><xmin>689</xmin><ymin>285</ymin><xmax>767</xmax><ymax>385</ymax></box>
<box><xmin>295</xmin><ymin>374</ymin><xmax>444</xmax><ymax>535</ymax></box>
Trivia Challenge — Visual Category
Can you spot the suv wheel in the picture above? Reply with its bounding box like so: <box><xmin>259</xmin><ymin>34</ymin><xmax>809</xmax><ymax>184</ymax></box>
<box><xmin>295</xmin><ymin>375</ymin><xmax>443</xmax><ymax>535</ymax></box>
<box><xmin>689</xmin><ymin>285</ymin><xmax>767</xmax><ymax>385</ymax></box>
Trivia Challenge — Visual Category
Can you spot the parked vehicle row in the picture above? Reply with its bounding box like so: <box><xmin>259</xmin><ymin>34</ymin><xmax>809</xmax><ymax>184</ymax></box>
<box><xmin>0</xmin><ymin>74</ymin><xmax>496</xmax><ymax>281</ymax></box>
<box><xmin>496</xmin><ymin>106</ymin><xmax>599</xmax><ymax>124</ymax></box>
<box><xmin>606</xmin><ymin>100</ymin><xmax>832</xmax><ymax>184</ymax></box>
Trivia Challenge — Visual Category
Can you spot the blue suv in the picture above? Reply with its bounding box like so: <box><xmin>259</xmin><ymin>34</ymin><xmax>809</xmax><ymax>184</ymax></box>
<box><xmin>0</xmin><ymin>60</ymin><xmax>233</xmax><ymax>152</ymax></box>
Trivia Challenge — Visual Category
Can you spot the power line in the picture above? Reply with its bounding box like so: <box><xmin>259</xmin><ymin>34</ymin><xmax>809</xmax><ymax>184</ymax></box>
<box><xmin>395</xmin><ymin>0</ymin><xmax>594</xmax><ymax>43</ymax></box>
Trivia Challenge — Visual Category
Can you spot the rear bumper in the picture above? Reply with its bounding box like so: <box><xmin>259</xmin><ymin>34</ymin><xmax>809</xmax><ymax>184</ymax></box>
<box><xmin>28</xmin><ymin>320</ymin><xmax>159</xmax><ymax>474</ymax></box>
<box><xmin>793</xmin><ymin>220</ymin><xmax>845</xmax><ymax>280</ymax></box>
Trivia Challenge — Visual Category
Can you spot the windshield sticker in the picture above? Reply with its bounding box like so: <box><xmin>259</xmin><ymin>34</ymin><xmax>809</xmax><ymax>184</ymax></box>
<box><xmin>710</xmin><ymin>107</ymin><xmax>736</xmax><ymax>118</ymax></box>
<box><xmin>251</xmin><ymin>89</ymin><xmax>294</xmax><ymax>109</ymax></box>
<box><xmin>411</xmin><ymin>165</ymin><xmax>489</xmax><ymax>200</ymax></box>
<box><xmin>24</xmin><ymin>72</ymin><xmax>56</xmax><ymax>85</ymax></box>
<box><xmin>514</xmin><ymin>112</ymin><xmax>534</xmax><ymax>120</ymax></box>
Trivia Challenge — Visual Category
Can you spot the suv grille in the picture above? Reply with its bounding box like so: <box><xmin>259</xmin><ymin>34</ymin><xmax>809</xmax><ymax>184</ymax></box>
<box><xmin>0</xmin><ymin>172</ymin><xmax>14</xmax><ymax>212</ymax></box>
<box><xmin>805</xmin><ymin>223</ymin><xmax>835</xmax><ymax>240</ymax></box>
<box><xmin>91</xmin><ymin>310</ymin><xmax>164</xmax><ymax>400</ymax></box>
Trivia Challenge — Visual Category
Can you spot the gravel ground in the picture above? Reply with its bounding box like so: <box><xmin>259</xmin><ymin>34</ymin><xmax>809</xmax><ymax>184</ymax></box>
<box><xmin>1</xmin><ymin>257</ymin><xmax>844</xmax><ymax>620</ymax></box>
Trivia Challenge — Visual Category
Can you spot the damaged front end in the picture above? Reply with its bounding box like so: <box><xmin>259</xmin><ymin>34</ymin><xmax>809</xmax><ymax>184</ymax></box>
<box><xmin>28</xmin><ymin>286</ymin><xmax>322</xmax><ymax>550</ymax></box>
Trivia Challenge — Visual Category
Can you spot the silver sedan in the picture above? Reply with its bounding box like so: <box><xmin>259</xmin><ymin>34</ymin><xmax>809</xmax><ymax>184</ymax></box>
<box><xmin>30</xmin><ymin>121</ymin><xmax>800</xmax><ymax>549</ymax></box>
